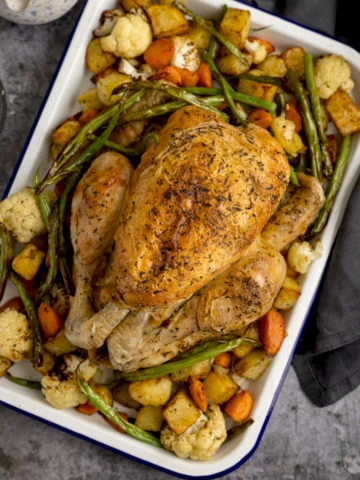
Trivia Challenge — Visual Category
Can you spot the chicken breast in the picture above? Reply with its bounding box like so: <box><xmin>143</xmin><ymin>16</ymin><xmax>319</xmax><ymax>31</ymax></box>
<box><xmin>107</xmin><ymin>240</ymin><xmax>286</xmax><ymax>371</ymax></box>
<box><xmin>113</xmin><ymin>106</ymin><xmax>290</xmax><ymax>308</ymax></box>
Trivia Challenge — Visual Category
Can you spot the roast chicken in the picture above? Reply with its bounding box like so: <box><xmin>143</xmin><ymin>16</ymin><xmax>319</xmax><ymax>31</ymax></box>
<box><xmin>64</xmin><ymin>106</ymin><xmax>325</xmax><ymax>371</ymax></box>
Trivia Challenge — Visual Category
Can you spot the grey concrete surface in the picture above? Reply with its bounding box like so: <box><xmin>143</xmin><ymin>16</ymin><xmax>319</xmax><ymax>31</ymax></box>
<box><xmin>0</xmin><ymin>2</ymin><xmax>359</xmax><ymax>479</ymax></box>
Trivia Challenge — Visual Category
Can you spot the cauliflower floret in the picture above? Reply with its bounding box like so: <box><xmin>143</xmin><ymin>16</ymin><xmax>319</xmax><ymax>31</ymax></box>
<box><xmin>100</xmin><ymin>10</ymin><xmax>152</xmax><ymax>59</ymax></box>
<box><xmin>41</xmin><ymin>355</ymin><xmax>97</xmax><ymax>410</ymax></box>
<box><xmin>171</xmin><ymin>36</ymin><xmax>200</xmax><ymax>72</ymax></box>
<box><xmin>0</xmin><ymin>187</ymin><xmax>56</xmax><ymax>243</ymax></box>
<box><xmin>314</xmin><ymin>54</ymin><xmax>353</xmax><ymax>100</ymax></box>
<box><xmin>0</xmin><ymin>308</ymin><xmax>33</xmax><ymax>362</ymax></box>
<box><xmin>244</xmin><ymin>38</ymin><xmax>267</xmax><ymax>64</ymax></box>
<box><xmin>287</xmin><ymin>240</ymin><xmax>323</xmax><ymax>274</ymax></box>
<box><xmin>160</xmin><ymin>405</ymin><xmax>227</xmax><ymax>460</ymax></box>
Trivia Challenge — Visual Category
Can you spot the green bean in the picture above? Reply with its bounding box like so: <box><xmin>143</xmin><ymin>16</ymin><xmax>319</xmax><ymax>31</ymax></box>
<box><xmin>87</xmin><ymin>131</ymin><xmax>159</xmax><ymax>157</ymax></box>
<box><xmin>236</xmin><ymin>73</ymin><xmax>282</xmax><ymax>87</ymax></box>
<box><xmin>207</xmin><ymin>4</ymin><xmax>227</xmax><ymax>59</ymax></box>
<box><xmin>77</xmin><ymin>374</ymin><xmax>161</xmax><ymax>448</ymax></box>
<box><xmin>290</xmin><ymin>166</ymin><xmax>300</xmax><ymax>186</ymax></box>
<box><xmin>9</xmin><ymin>271</ymin><xmax>43</xmax><ymax>366</ymax></box>
<box><xmin>226</xmin><ymin>419</ymin><xmax>254</xmax><ymax>442</ymax></box>
<box><xmin>287</xmin><ymin>69</ymin><xmax>323</xmax><ymax>182</ymax></box>
<box><xmin>33</xmin><ymin>171</ymin><xmax>51</xmax><ymax>231</ymax></box>
<box><xmin>0</xmin><ymin>223</ymin><xmax>12</xmax><ymax>301</ymax></box>
<box><xmin>5</xmin><ymin>372</ymin><xmax>42</xmax><ymax>390</ymax></box>
<box><xmin>203</xmin><ymin>52</ymin><xmax>247</xmax><ymax>125</ymax></box>
<box><xmin>174</xmin><ymin>1</ymin><xmax>250</xmax><ymax>66</ymax></box>
<box><xmin>275</xmin><ymin>91</ymin><xmax>287</xmax><ymax>118</ymax></box>
<box><xmin>184</xmin><ymin>87</ymin><xmax>276</xmax><ymax>115</ymax></box>
<box><xmin>39</xmin><ymin>107</ymin><xmax>120</xmax><ymax>191</ymax></box>
<box><xmin>57</xmin><ymin>168</ymin><xmax>83</xmax><ymax>294</ymax></box>
<box><xmin>35</xmin><ymin>202</ymin><xmax>60</xmax><ymax>301</ymax></box>
<box><xmin>115</xmin><ymin>81</ymin><xmax>230</xmax><ymax>122</ymax></box>
<box><xmin>304</xmin><ymin>53</ymin><xmax>333</xmax><ymax>177</ymax></box>
<box><xmin>116</xmin><ymin>336</ymin><xmax>259</xmax><ymax>382</ymax></box>
<box><xmin>53</xmin><ymin>90</ymin><xmax>144</xmax><ymax>172</ymax></box>
<box><xmin>311</xmin><ymin>134</ymin><xmax>352</xmax><ymax>235</ymax></box>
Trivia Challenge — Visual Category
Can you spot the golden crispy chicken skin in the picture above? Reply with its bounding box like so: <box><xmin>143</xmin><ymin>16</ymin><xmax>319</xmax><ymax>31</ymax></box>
<box><xmin>113</xmin><ymin>106</ymin><xmax>290</xmax><ymax>307</ymax></box>
<box><xmin>65</xmin><ymin>151</ymin><xmax>133</xmax><ymax>347</ymax></box>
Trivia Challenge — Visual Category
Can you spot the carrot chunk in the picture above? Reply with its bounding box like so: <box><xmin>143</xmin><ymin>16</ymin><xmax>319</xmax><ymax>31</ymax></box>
<box><xmin>214</xmin><ymin>352</ymin><xmax>232</xmax><ymax>369</ymax></box>
<box><xmin>78</xmin><ymin>108</ymin><xmax>100</xmax><ymax>124</ymax></box>
<box><xmin>259</xmin><ymin>308</ymin><xmax>286</xmax><ymax>356</ymax></box>
<box><xmin>153</xmin><ymin>66</ymin><xmax>182</xmax><ymax>86</ymax></box>
<box><xmin>37</xmin><ymin>302</ymin><xmax>64</xmax><ymax>339</ymax></box>
<box><xmin>286</xmin><ymin>98</ymin><xmax>303</xmax><ymax>132</ymax></box>
<box><xmin>247</xmin><ymin>108</ymin><xmax>274</xmax><ymax>129</ymax></box>
<box><xmin>222</xmin><ymin>390</ymin><xmax>254</xmax><ymax>422</ymax></box>
<box><xmin>144</xmin><ymin>38</ymin><xmax>175</xmax><ymax>70</ymax></box>
<box><xmin>188</xmin><ymin>376</ymin><xmax>208</xmax><ymax>412</ymax></box>
<box><xmin>77</xmin><ymin>402</ymin><xmax>98</xmax><ymax>415</ymax></box>
<box><xmin>197</xmin><ymin>62</ymin><xmax>213</xmax><ymax>88</ymax></box>
<box><xmin>178</xmin><ymin>67</ymin><xmax>199</xmax><ymax>87</ymax></box>
<box><xmin>104</xmin><ymin>412</ymin><xmax>129</xmax><ymax>433</ymax></box>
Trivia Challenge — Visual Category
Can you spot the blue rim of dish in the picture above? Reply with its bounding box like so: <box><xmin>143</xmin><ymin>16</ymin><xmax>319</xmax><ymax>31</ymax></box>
<box><xmin>0</xmin><ymin>0</ymin><xmax>359</xmax><ymax>478</ymax></box>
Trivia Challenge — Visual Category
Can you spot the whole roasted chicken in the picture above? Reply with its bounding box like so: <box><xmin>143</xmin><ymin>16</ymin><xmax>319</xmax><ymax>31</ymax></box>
<box><xmin>65</xmin><ymin>106</ymin><xmax>325</xmax><ymax>372</ymax></box>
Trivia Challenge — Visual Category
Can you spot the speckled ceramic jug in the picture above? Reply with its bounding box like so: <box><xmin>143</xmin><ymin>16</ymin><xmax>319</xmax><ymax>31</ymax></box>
<box><xmin>0</xmin><ymin>0</ymin><xmax>79</xmax><ymax>24</ymax></box>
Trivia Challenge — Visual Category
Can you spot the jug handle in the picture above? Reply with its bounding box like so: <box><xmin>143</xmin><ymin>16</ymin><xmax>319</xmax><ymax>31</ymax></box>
<box><xmin>4</xmin><ymin>0</ymin><xmax>30</xmax><ymax>13</ymax></box>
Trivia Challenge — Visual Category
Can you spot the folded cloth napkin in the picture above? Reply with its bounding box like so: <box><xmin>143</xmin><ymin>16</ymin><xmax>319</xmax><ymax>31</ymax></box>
<box><xmin>292</xmin><ymin>176</ymin><xmax>360</xmax><ymax>406</ymax></box>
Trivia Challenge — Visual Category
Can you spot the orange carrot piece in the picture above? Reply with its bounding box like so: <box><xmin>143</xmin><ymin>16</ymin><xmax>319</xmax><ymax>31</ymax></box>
<box><xmin>259</xmin><ymin>308</ymin><xmax>286</xmax><ymax>357</ymax></box>
<box><xmin>153</xmin><ymin>66</ymin><xmax>182</xmax><ymax>86</ymax></box>
<box><xmin>222</xmin><ymin>390</ymin><xmax>254</xmax><ymax>422</ymax></box>
<box><xmin>214</xmin><ymin>352</ymin><xmax>232</xmax><ymax>369</ymax></box>
<box><xmin>79</xmin><ymin>108</ymin><xmax>100</xmax><ymax>124</ymax></box>
<box><xmin>247</xmin><ymin>36</ymin><xmax>275</xmax><ymax>55</ymax></box>
<box><xmin>0</xmin><ymin>296</ymin><xmax>24</xmax><ymax>314</ymax></box>
<box><xmin>77</xmin><ymin>402</ymin><xmax>99</xmax><ymax>415</ymax></box>
<box><xmin>197</xmin><ymin>62</ymin><xmax>213</xmax><ymax>88</ymax></box>
<box><xmin>37</xmin><ymin>302</ymin><xmax>64</xmax><ymax>339</ymax></box>
<box><xmin>247</xmin><ymin>108</ymin><xmax>274</xmax><ymax>129</ymax></box>
<box><xmin>178</xmin><ymin>68</ymin><xmax>199</xmax><ymax>87</ymax></box>
<box><xmin>144</xmin><ymin>38</ymin><xmax>175</xmax><ymax>70</ymax></box>
<box><xmin>286</xmin><ymin>98</ymin><xmax>303</xmax><ymax>132</ymax></box>
<box><xmin>188</xmin><ymin>376</ymin><xmax>208</xmax><ymax>412</ymax></box>
<box><xmin>104</xmin><ymin>412</ymin><xmax>128</xmax><ymax>433</ymax></box>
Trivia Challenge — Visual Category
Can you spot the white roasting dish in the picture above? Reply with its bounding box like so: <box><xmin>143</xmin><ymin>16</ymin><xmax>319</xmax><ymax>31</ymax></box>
<box><xmin>1</xmin><ymin>1</ymin><xmax>360</xmax><ymax>477</ymax></box>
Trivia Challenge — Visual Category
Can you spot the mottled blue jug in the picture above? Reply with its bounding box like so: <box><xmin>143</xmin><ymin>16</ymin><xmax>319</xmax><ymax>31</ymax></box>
<box><xmin>0</xmin><ymin>0</ymin><xmax>79</xmax><ymax>24</ymax></box>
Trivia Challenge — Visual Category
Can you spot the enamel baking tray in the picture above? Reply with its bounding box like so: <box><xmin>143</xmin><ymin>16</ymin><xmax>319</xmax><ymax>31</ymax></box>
<box><xmin>1</xmin><ymin>1</ymin><xmax>360</xmax><ymax>478</ymax></box>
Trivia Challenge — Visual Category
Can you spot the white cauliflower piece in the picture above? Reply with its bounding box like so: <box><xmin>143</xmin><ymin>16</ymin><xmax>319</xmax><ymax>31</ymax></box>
<box><xmin>171</xmin><ymin>36</ymin><xmax>200</xmax><ymax>72</ymax></box>
<box><xmin>118</xmin><ymin>58</ymin><xmax>141</xmax><ymax>78</ymax></box>
<box><xmin>244</xmin><ymin>38</ymin><xmax>267</xmax><ymax>64</ymax></box>
<box><xmin>41</xmin><ymin>355</ymin><xmax>97</xmax><ymax>410</ymax></box>
<box><xmin>160</xmin><ymin>405</ymin><xmax>227</xmax><ymax>460</ymax></box>
<box><xmin>0</xmin><ymin>187</ymin><xmax>56</xmax><ymax>243</ymax></box>
<box><xmin>287</xmin><ymin>240</ymin><xmax>323</xmax><ymax>274</ymax></box>
<box><xmin>100</xmin><ymin>10</ymin><xmax>152</xmax><ymax>59</ymax></box>
<box><xmin>118</xmin><ymin>59</ymin><xmax>155</xmax><ymax>80</ymax></box>
<box><xmin>314</xmin><ymin>54</ymin><xmax>353</xmax><ymax>99</ymax></box>
<box><xmin>0</xmin><ymin>308</ymin><xmax>33</xmax><ymax>362</ymax></box>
